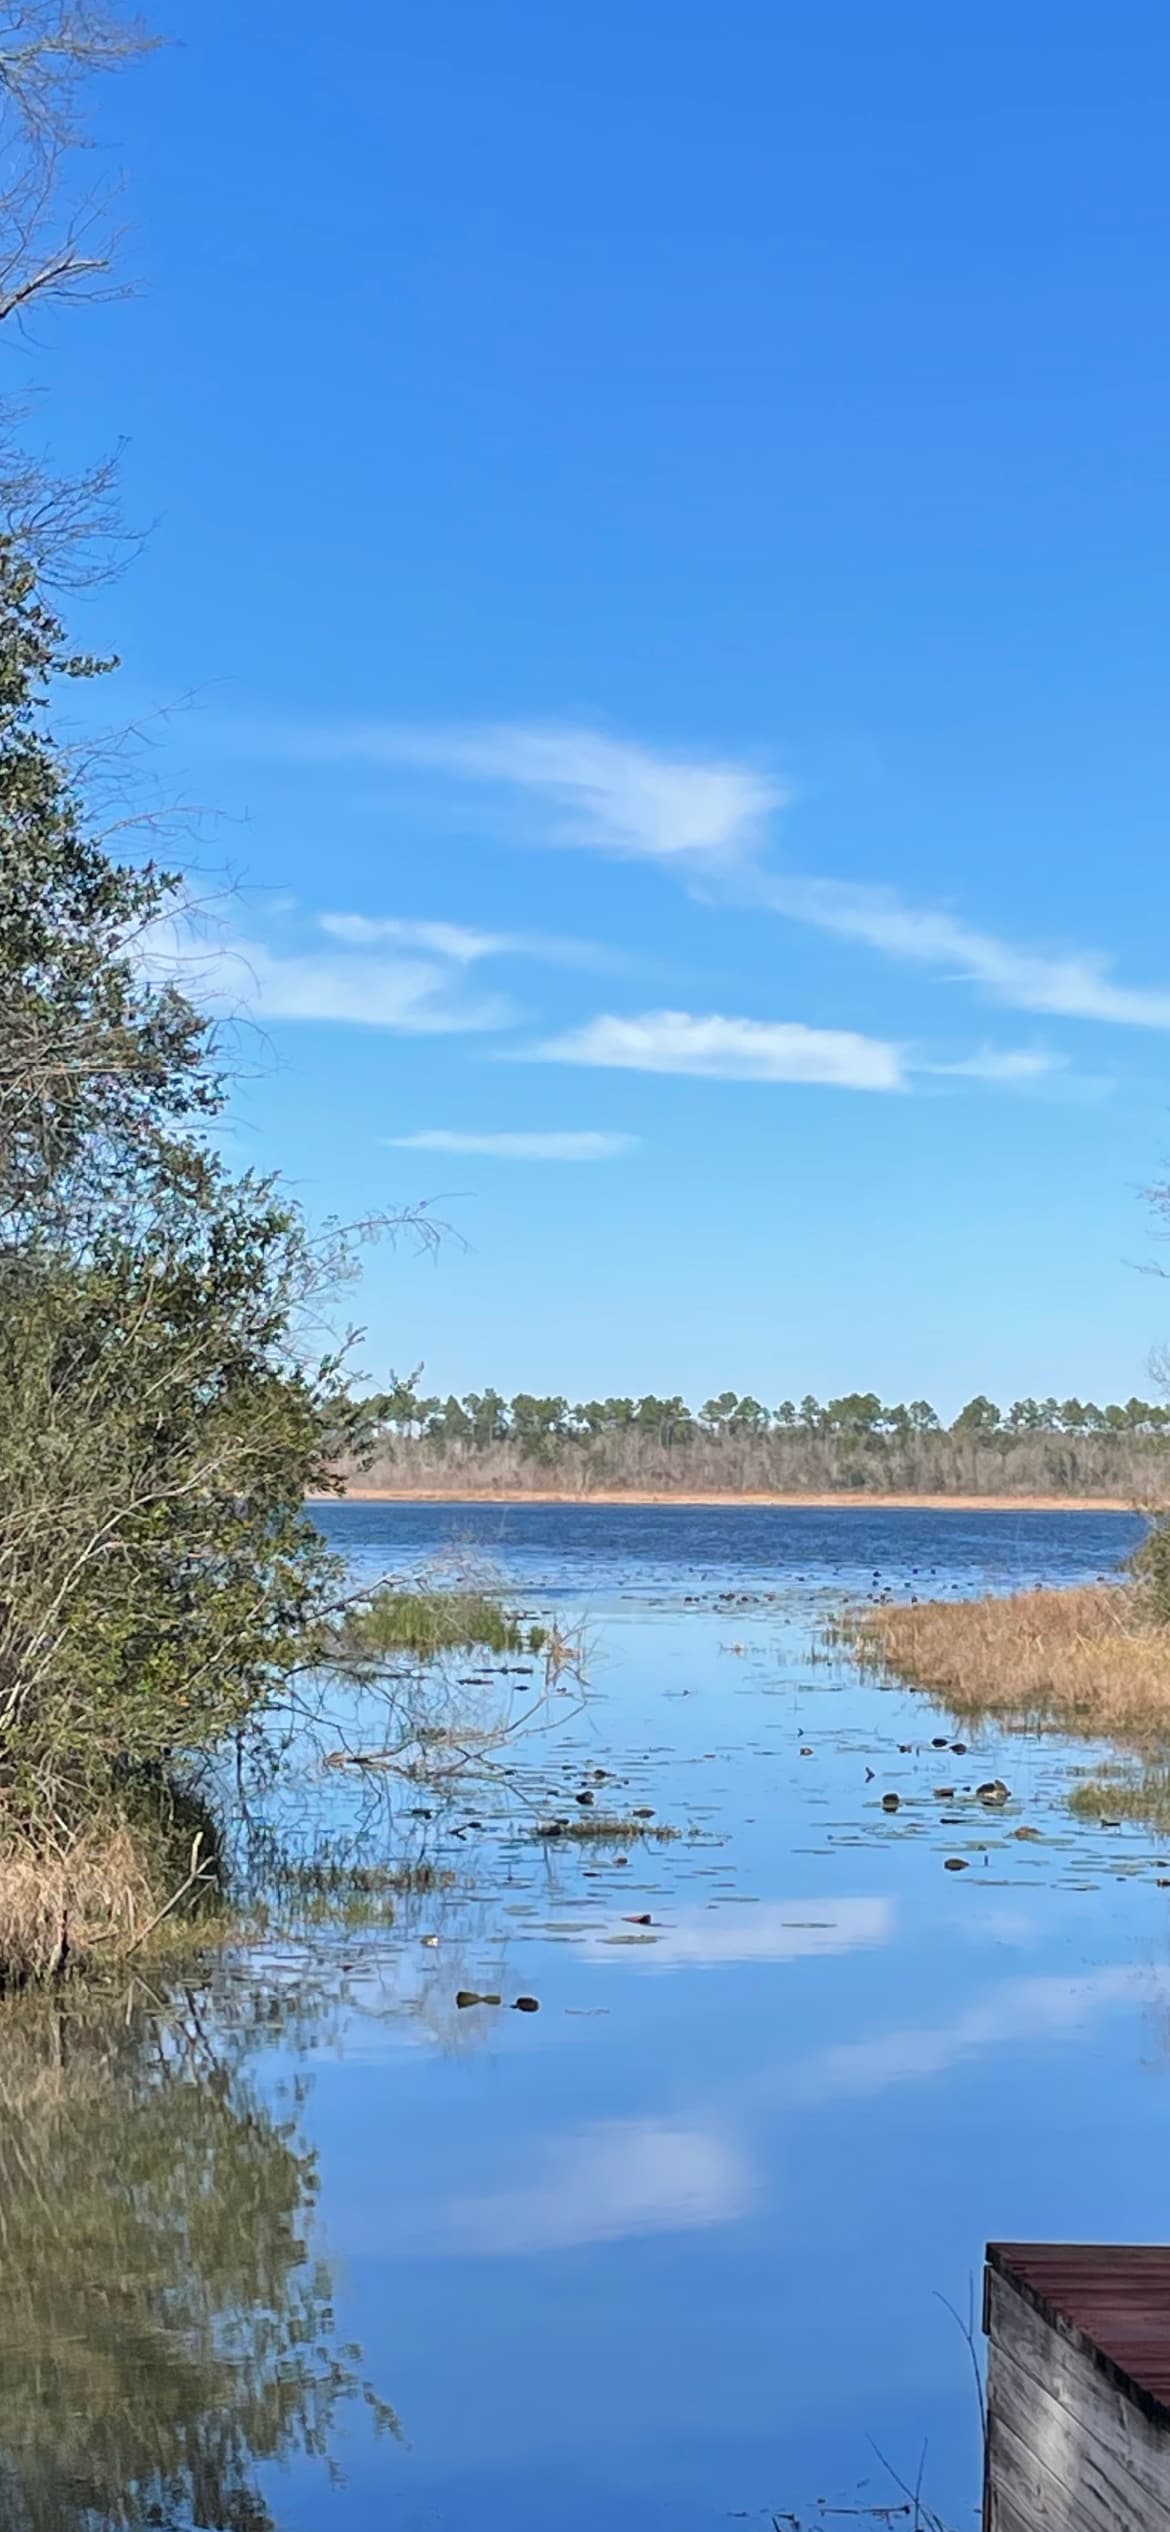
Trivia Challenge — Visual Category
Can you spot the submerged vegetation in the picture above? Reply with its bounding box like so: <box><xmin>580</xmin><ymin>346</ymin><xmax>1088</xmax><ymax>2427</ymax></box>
<box><xmin>1068</xmin><ymin>1768</ymin><xmax>1170</xmax><ymax>1832</ymax></box>
<box><xmin>534</xmin><ymin>1812</ymin><xmax>681</xmax><ymax>1844</ymax></box>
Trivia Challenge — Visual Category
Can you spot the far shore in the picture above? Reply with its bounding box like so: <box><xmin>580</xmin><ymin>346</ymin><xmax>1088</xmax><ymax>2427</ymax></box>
<box><xmin>309</xmin><ymin>1486</ymin><xmax>1143</xmax><ymax>1513</ymax></box>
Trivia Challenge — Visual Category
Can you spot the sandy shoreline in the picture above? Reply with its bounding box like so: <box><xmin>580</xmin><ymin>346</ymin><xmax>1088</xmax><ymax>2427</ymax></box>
<box><xmin>308</xmin><ymin>1487</ymin><xmax>1141</xmax><ymax>1513</ymax></box>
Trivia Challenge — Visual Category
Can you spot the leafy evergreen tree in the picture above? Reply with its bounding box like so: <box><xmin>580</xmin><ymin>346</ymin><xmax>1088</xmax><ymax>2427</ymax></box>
<box><xmin>0</xmin><ymin>552</ymin><xmax>365</xmax><ymax>1830</ymax></box>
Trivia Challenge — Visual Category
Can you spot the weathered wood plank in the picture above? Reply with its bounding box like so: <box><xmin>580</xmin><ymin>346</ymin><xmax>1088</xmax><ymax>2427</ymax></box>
<box><xmin>987</xmin><ymin>2270</ymin><xmax>1170</xmax><ymax>2502</ymax></box>
<box><xmin>988</xmin><ymin>2409</ymin><xmax>1088</xmax><ymax>2532</ymax></box>
<box><xmin>990</xmin><ymin>2350</ymin><xmax>1168</xmax><ymax>2531</ymax></box>
<box><xmin>985</xmin><ymin>2265</ymin><xmax>1170</xmax><ymax>2532</ymax></box>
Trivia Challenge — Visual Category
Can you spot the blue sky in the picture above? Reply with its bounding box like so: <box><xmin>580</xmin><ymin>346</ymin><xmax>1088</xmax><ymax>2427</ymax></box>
<box><xmin>42</xmin><ymin>0</ymin><xmax>1170</xmax><ymax>1408</ymax></box>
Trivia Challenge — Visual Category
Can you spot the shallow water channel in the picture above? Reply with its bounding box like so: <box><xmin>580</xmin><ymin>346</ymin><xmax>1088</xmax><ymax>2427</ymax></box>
<box><xmin>6</xmin><ymin>1501</ymin><xmax>1169</xmax><ymax>2532</ymax></box>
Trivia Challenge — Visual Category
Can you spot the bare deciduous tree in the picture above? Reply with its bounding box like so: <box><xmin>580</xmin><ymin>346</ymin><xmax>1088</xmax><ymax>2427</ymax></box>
<box><xmin>0</xmin><ymin>4</ymin><xmax>156</xmax><ymax>578</ymax></box>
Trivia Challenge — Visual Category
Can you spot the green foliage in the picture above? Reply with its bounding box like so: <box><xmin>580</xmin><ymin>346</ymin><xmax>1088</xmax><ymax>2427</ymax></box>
<box><xmin>360</xmin><ymin>1381</ymin><xmax>1170</xmax><ymax>1455</ymax></box>
<box><xmin>1131</xmin><ymin>1513</ymin><xmax>1170</xmax><ymax>1625</ymax></box>
<box><xmin>0</xmin><ymin>547</ymin><xmax>365</xmax><ymax>1828</ymax></box>
<box><xmin>333</xmin><ymin>1587</ymin><xmax>545</xmax><ymax>1662</ymax></box>
<box><xmin>952</xmin><ymin>1393</ymin><xmax>1002</xmax><ymax>1434</ymax></box>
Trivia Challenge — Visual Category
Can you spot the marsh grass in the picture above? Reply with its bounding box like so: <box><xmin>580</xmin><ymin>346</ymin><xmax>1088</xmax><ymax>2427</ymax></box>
<box><xmin>1068</xmin><ymin>1766</ymin><xmax>1170</xmax><ymax>1831</ymax></box>
<box><xmin>265</xmin><ymin>1851</ymin><xmax>455</xmax><ymax>1924</ymax></box>
<box><xmin>0</xmin><ymin>1812</ymin><xmax>223</xmax><ymax>1994</ymax></box>
<box><xmin>846</xmin><ymin>1583</ymin><xmax>1170</xmax><ymax>1746</ymax></box>
<box><xmin>335</xmin><ymin>1587</ymin><xmax>546</xmax><ymax>1662</ymax></box>
<box><xmin>533</xmin><ymin>1814</ymin><xmax>681</xmax><ymax>1844</ymax></box>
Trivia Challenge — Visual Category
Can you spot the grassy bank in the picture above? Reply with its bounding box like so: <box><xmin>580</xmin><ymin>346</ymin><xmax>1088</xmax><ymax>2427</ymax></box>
<box><xmin>850</xmin><ymin>1582</ymin><xmax>1170</xmax><ymax>1746</ymax></box>
<box><xmin>0</xmin><ymin>1578</ymin><xmax>540</xmax><ymax>1995</ymax></box>
<box><xmin>0</xmin><ymin>1812</ymin><xmax>221</xmax><ymax>1994</ymax></box>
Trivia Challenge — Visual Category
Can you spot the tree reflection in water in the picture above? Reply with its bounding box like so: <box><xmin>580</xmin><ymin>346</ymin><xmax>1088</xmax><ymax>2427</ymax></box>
<box><xmin>0</xmin><ymin>1978</ymin><xmax>397</xmax><ymax>2531</ymax></box>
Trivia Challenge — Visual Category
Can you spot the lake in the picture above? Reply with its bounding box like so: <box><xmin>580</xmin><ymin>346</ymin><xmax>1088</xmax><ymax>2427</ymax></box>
<box><xmin>5</xmin><ymin>1500</ymin><xmax>1167</xmax><ymax>2532</ymax></box>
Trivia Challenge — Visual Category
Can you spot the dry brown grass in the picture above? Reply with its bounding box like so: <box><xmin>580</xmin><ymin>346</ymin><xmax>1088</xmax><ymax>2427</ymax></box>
<box><xmin>850</xmin><ymin>1583</ymin><xmax>1170</xmax><ymax>1746</ymax></box>
<box><xmin>0</xmin><ymin>1820</ymin><xmax>215</xmax><ymax>1993</ymax></box>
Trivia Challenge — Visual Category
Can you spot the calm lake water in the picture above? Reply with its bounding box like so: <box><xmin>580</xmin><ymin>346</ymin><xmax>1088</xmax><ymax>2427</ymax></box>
<box><xmin>8</xmin><ymin>1501</ymin><xmax>1169</xmax><ymax>2532</ymax></box>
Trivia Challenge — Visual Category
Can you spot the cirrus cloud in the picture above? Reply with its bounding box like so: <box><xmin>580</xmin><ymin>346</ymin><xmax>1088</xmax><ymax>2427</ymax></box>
<box><xmin>765</xmin><ymin>875</ymin><xmax>1170</xmax><ymax>1032</ymax></box>
<box><xmin>387</xmin><ymin>1129</ymin><xmax>637</xmax><ymax>1160</ymax></box>
<box><xmin>280</xmin><ymin>716</ymin><xmax>1170</xmax><ymax>1038</ymax></box>
<box><xmin>532</xmin><ymin>1009</ymin><xmax>906</xmax><ymax>1091</ymax></box>
<box><xmin>274</xmin><ymin>719</ymin><xmax>783</xmax><ymax>865</ymax></box>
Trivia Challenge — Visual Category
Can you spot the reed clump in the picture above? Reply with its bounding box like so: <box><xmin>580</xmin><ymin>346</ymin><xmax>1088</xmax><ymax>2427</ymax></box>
<box><xmin>333</xmin><ymin>1588</ymin><xmax>545</xmax><ymax>1661</ymax></box>
<box><xmin>1068</xmin><ymin>1767</ymin><xmax>1170</xmax><ymax>1831</ymax></box>
<box><xmin>850</xmin><ymin>1582</ymin><xmax>1170</xmax><ymax>1746</ymax></box>
<box><xmin>534</xmin><ymin>1814</ymin><xmax>681</xmax><ymax>1844</ymax></box>
<box><xmin>0</xmin><ymin>1818</ymin><xmax>217</xmax><ymax>1994</ymax></box>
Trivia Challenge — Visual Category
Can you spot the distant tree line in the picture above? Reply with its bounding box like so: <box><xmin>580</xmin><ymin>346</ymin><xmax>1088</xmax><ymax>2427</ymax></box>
<box><xmin>346</xmin><ymin>1379</ymin><xmax>1170</xmax><ymax>1497</ymax></box>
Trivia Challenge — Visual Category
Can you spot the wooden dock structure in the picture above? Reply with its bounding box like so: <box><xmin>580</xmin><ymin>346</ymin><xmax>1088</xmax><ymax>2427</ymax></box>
<box><xmin>984</xmin><ymin>2241</ymin><xmax>1170</xmax><ymax>2528</ymax></box>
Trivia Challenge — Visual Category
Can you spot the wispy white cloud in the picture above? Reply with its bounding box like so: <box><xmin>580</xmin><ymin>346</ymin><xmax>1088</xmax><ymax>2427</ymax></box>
<box><xmin>387</xmin><ymin>1129</ymin><xmax>637</xmax><ymax>1161</ymax></box>
<box><xmin>319</xmin><ymin>911</ymin><xmax>626</xmax><ymax>973</ymax></box>
<box><xmin>926</xmin><ymin>1045</ymin><xmax>1068</xmax><ymax>1084</ymax></box>
<box><xmin>447</xmin><ymin>2118</ymin><xmax>755</xmax><ymax>2256</ymax></box>
<box><xmin>765</xmin><ymin>875</ymin><xmax>1170</xmax><ymax>1032</ymax></box>
<box><xmin>225</xmin><ymin>713</ymin><xmax>1170</xmax><ymax>1050</ymax></box>
<box><xmin>320</xmin><ymin>913</ymin><xmax>507</xmax><ymax>961</ymax></box>
<box><xmin>291</xmin><ymin>717</ymin><xmax>1170</xmax><ymax>1036</ymax></box>
<box><xmin>282</xmin><ymin>721</ymin><xmax>783</xmax><ymax>866</ymax></box>
<box><xmin>140</xmin><ymin>916</ymin><xmax>514</xmax><ymax>1035</ymax></box>
<box><xmin>229</xmin><ymin>939</ymin><xmax>515</xmax><ymax>1033</ymax></box>
<box><xmin>533</xmin><ymin>1009</ymin><xmax>906</xmax><ymax>1092</ymax></box>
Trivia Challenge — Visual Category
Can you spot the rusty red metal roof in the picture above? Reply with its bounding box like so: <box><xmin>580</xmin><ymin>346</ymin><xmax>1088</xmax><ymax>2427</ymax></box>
<box><xmin>988</xmin><ymin>2242</ymin><xmax>1170</xmax><ymax>2417</ymax></box>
